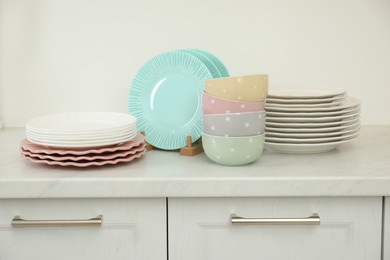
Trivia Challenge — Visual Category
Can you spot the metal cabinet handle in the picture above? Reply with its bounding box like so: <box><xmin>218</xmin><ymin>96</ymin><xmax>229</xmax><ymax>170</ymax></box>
<box><xmin>231</xmin><ymin>213</ymin><xmax>320</xmax><ymax>225</ymax></box>
<box><xmin>12</xmin><ymin>215</ymin><xmax>103</xmax><ymax>228</ymax></box>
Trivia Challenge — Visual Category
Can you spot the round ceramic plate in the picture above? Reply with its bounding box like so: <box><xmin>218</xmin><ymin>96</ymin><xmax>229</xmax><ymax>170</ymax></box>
<box><xmin>265</xmin><ymin>116</ymin><xmax>359</xmax><ymax>128</ymax></box>
<box><xmin>265</xmin><ymin>96</ymin><xmax>360</xmax><ymax>112</ymax></box>
<box><xmin>21</xmin><ymin>143</ymin><xmax>146</xmax><ymax>162</ymax></box>
<box><xmin>188</xmin><ymin>49</ymin><xmax>229</xmax><ymax>77</ymax></box>
<box><xmin>266</xmin><ymin>111</ymin><xmax>359</xmax><ymax>123</ymax></box>
<box><xmin>265</xmin><ymin>135</ymin><xmax>358</xmax><ymax>154</ymax></box>
<box><xmin>267</xmin><ymin>89</ymin><xmax>346</xmax><ymax>99</ymax></box>
<box><xmin>265</xmin><ymin>106</ymin><xmax>360</xmax><ymax>118</ymax></box>
<box><xmin>265</xmin><ymin>98</ymin><xmax>344</xmax><ymax>108</ymax></box>
<box><xmin>265</xmin><ymin>124</ymin><xmax>359</xmax><ymax>138</ymax></box>
<box><xmin>265</xmin><ymin>120</ymin><xmax>360</xmax><ymax>134</ymax></box>
<box><xmin>180</xmin><ymin>49</ymin><xmax>221</xmax><ymax>78</ymax></box>
<box><xmin>22</xmin><ymin>149</ymin><xmax>146</xmax><ymax>167</ymax></box>
<box><xmin>26</xmin><ymin>128</ymin><xmax>137</xmax><ymax>141</ymax></box>
<box><xmin>27</xmin><ymin>131</ymin><xmax>138</xmax><ymax>148</ymax></box>
<box><xmin>265</xmin><ymin>128</ymin><xmax>360</xmax><ymax>143</ymax></box>
<box><xmin>128</xmin><ymin>51</ymin><xmax>213</xmax><ymax>150</ymax></box>
<box><xmin>20</xmin><ymin>134</ymin><xmax>145</xmax><ymax>155</ymax></box>
<box><xmin>27</xmin><ymin>112</ymin><xmax>136</xmax><ymax>134</ymax></box>
<box><xmin>266</xmin><ymin>94</ymin><xmax>346</xmax><ymax>104</ymax></box>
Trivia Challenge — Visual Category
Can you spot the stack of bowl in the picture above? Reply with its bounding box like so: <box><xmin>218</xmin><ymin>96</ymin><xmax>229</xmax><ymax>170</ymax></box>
<box><xmin>201</xmin><ymin>74</ymin><xmax>268</xmax><ymax>166</ymax></box>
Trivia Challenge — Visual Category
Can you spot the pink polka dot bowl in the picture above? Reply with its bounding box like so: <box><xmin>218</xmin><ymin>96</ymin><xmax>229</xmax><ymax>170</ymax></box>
<box><xmin>202</xmin><ymin>133</ymin><xmax>265</xmax><ymax>166</ymax></box>
<box><xmin>202</xmin><ymin>92</ymin><xmax>265</xmax><ymax>114</ymax></box>
<box><xmin>202</xmin><ymin>111</ymin><xmax>266</xmax><ymax>137</ymax></box>
<box><xmin>204</xmin><ymin>74</ymin><xmax>268</xmax><ymax>102</ymax></box>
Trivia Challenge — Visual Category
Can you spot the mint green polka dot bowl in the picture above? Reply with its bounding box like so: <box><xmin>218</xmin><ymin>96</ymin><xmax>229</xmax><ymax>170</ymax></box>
<box><xmin>202</xmin><ymin>133</ymin><xmax>265</xmax><ymax>166</ymax></box>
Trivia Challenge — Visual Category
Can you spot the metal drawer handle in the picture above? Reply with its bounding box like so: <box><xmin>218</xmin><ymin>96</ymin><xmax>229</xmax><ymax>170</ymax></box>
<box><xmin>231</xmin><ymin>213</ymin><xmax>320</xmax><ymax>225</ymax></box>
<box><xmin>12</xmin><ymin>215</ymin><xmax>103</xmax><ymax>228</ymax></box>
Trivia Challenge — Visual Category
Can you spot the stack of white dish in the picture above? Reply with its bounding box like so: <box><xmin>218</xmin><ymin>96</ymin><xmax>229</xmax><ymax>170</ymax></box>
<box><xmin>264</xmin><ymin>89</ymin><xmax>361</xmax><ymax>154</ymax></box>
<box><xmin>21</xmin><ymin>112</ymin><xmax>146</xmax><ymax>167</ymax></box>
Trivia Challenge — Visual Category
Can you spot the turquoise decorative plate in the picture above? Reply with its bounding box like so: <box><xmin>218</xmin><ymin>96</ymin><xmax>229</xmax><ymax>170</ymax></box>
<box><xmin>180</xmin><ymin>49</ymin><xmax>221</xmax><ymax>78</ymax></box>
<box><xmin>188</xmin><ymin>49</ymin><xmax>229</xmax><ymax>77</ymax></box>
<box><xmin>128</xmin><ymin>51</ymin><xmax>213</xmax><ymax>150</ymax></box>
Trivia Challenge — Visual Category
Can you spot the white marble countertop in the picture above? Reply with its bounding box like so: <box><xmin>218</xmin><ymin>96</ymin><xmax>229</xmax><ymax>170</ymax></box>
<box><xmin>0</xmin><ymin>125</ymin><xmax>389</xmax><ymax>198</ymax></box>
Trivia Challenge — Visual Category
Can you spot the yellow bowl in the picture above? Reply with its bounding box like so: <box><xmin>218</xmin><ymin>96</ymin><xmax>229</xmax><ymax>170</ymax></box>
<box><xmin>204</xmin><ymin>74</ymin><xmax>268</xmax><ymax>102</ymax></box>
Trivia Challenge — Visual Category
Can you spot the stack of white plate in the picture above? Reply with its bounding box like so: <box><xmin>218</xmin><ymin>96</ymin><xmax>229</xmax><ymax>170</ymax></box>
<box><xmin>22</xmin><ymin>112</ymin><xmax>145</xmax><ymax>167</ymax></box>
<box><xmin>264</xmin><ymin>89</ymin><xmax>361</xmax><ymax>154</ymax></box>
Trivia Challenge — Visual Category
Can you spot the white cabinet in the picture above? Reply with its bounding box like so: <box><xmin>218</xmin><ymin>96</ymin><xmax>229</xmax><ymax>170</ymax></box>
<box><xmin>168</xmin><ymin>197</ymin><xmax>382</xmax><ymax>260</ymax></box>
<box><xmin>0</xmin><ymin>198</ymin><xmax>166</xmax><ymax>260</ymax></box>
<box><xmin>0</xmin><ymin>197</ymin><xmax>384</xmax><ymax>260</ymax></box>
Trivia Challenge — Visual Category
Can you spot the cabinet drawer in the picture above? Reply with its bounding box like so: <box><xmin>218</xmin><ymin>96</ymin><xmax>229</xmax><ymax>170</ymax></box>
<box><xmin>0</xmin><ymin>198</ymin><xmax>166</xmax><ymax>260</ymax></box>
<box><xmin>169</xmin><ymin>197</ymin><xmax>382</xmax><ymax>260</ymax></box>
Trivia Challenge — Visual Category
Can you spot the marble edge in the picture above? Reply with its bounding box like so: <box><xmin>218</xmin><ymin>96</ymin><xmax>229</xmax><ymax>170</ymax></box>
<box><xmin>1</xmin><ymin>178</ymin><xmax>390</xmax><ymax>198</ymax></box>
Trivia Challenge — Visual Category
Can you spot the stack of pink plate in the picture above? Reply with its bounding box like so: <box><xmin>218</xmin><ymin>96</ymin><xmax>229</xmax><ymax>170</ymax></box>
<box><xmin>21</xmin><ymin>112</ymin><xmax>146</xmax><ymax>167</ymax></box>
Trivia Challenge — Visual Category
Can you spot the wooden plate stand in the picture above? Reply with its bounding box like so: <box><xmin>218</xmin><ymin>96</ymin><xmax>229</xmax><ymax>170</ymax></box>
<box><xmin>140</xmin><ymin>132</ymin><xmax>203</xmax><ymax>156</ymax></box>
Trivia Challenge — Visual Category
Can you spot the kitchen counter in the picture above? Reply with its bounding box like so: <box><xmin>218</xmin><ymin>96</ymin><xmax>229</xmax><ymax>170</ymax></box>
<box><xmin>0</xmin><ymin>125</ymin><xmax>389</xmax><ymax>198</ymax></box>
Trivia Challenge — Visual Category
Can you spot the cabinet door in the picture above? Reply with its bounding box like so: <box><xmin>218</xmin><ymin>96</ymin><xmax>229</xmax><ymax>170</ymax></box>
<box><xmin>0</xmin><ymin>198</ymin><xmax>166</xmax><ymax>260</ymax></box>
<box><xmin>169</xmin><ymin>197</ymin><xmax>381</xmax><ymax>260</ymax></box>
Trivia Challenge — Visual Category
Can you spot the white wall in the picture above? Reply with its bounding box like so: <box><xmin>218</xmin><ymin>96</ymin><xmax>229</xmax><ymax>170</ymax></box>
<box><xmin>1</xmin><ymin>0</ymin><xmax>389</xmax><ymax>127</ymax></box>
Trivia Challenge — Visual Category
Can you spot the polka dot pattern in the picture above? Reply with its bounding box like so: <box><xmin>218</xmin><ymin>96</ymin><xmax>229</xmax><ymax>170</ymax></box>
<box><xmin>204</xmin><ymin>74</ymin><xmax>268</xmax><ymax>102</ymax></box>
<box><xmin>202</xmin><ymin>92</ymin><xmax>265</xmax><ymax>114</ymax></box>
<box><xmin>203</xmin><ymin>111</ymin><xmax>265</xmax><ymax>137</ymax></box>
<box><xmin>202</xmin><ymin>75</ymin><xmax>267</xmax><ymax>166</ymax></box>
<box><xmin>202</xmin><ymin>133</ymin><xmax>265</xmax><ymax>166</ymax></box>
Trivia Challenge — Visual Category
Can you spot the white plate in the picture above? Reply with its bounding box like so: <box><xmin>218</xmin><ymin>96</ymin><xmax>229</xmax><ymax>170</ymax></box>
<box><xmin>267</xmin><ymin>89</ymin><xmax>346</xmax><ymax>99</ymax></box>
<box><xmin>20</xmin><ymin>133</ymin><xmax>145</xmax><ymax>155</ymax></box>
<box><xmin>27</xmin><ymin>123</ymin><xmax>136</xmax><ymax>137</ymax></box>
<box><xmin>265</xmin><ymin>96</ymin><xmax>360</xmax><ymax>112</ymax></box>
<box><xmin>265</xmin><ymin>98</ymin><xmax>344</xmax><ymax>108</ymax></box>
<box><xmin>27</xmin><ymin>131</ymin><xmax>138</xmax><ymax>148</ymax></box>
<box><xmin>26</xmin><ymin>128</ymin><xmax>137</xmax><ymax>141</ymax></box>
<box><xmin>26</xmin><ymin>133</ymin><xmax>137</xmax><ymax>145</ymax></box>
<box><xmin>265</xmin><ymin>120</ymin><xmax>360</xmax><ymax>134</ymax></box>
<box><xmin>265</xmin><ymin>135</ymin><xmax>358</xmax><ymax>154</ymax></box>
<box><xmin>266</xmin><ymin>116</ymin><xmax>359</xmax><ymax>128</ymax></box>
<box><xmin>265</xmin><ymin>129</ymin><xmax>359</xmax><ymax>144</ymax></box>
<box><xmin>27</xmin><ymin>112</ymin><xmax>136</xmax><ymax>134</ymax></box>
<box><xmin>266</xmin><ymin>111</ymin><xmax>359</xmax><ymax>123</ymax></box>
<box><xmin>265</xmin><ymin>106</ymin><xmax>360</xmax><ymax>118</ymax></box>
<box><xmin>265</xmin><ymin>124</ymin><xmax>359</xmax><ymax>138</ymax></box>
<box><xmin>266</xmin><ymin>94</ymin><xmax>346</xmax><ymax>104</ymax></box>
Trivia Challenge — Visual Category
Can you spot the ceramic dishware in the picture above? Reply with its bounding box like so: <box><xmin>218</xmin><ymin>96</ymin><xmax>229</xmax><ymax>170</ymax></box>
<box><xmin>202</xmin><ymin>92</ymin><xmax>265</xmax><ymax>114</ymax></box>
<box><xmin>128</xmin><ymin>50</ymin><xmax>214</xmax><ymax>150</ymax></box>
<box><xmin>20</xmin><ymin>133</ymin><xmax>147</xmax><ymax>167</ymax></box>
<box><xmin>204</xmin><ymin>74</ymin><xmax>268</xmax><ymax>102</ymax></box>
<box><xmin>264</xmin><ymin>90</ymin><xmax>361</xmax><ymax>154</ymax></box>
<box><xmin>26</xmin><ymin>112</ymin><xmax>138</xmax><ymax>148</ymax></box>
<box><xmin>202</xmin><ymin>133</ymin><xmax>265</xmax><ymax>166</ymax></box>
<box><xmin>203</xmin><ymin>111</ymin><xmax>265</xmax><ymax>137</ymax></box>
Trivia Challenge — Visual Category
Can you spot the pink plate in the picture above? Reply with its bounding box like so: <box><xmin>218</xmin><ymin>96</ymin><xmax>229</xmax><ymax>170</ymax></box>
<box><xmin>22</xmin><ymin>149</ymin><xmax>146</xmax><ymax>167</ymax></box>
<box><xmin>20</xmin><ymin>133</ymin><xmax>145</xmax><ymax>155</ymax></box>
<box><xmin>21</xmin><ymin>144</ymin><xmax>146</xmax><ymax>161</ymax></box>
<box><xmin>202</xmin><ymin>92</ymin><xmax>265</xmax><ymax>114</ymax></box>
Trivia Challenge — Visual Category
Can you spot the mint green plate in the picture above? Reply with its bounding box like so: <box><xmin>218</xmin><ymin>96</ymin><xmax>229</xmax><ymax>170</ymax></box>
<box><xmin>180</xmin><ymin>49</ymin><xmax>221</xmax><ymax>78</ymax></box>
<box><xmin>188</xmin><ymin>49</ymin><xmax>229</xmax><ymax>77</ymax></box>
<box><xmin>128</xmin><ymin>51</ymin><xmax>213</xmax><ymax>150</ymax></box>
